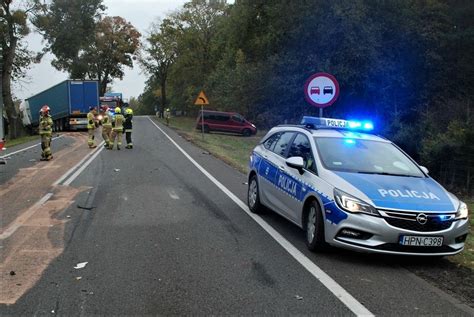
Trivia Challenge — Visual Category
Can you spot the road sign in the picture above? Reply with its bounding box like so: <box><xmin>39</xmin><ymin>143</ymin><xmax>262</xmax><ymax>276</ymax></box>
<box><xmin>304</xmin><ymin>73</ymin><xmax>339</xmax><ymax>108</ymax></box>
<box><xmin>194</xmin><ymin>91</ymin><xmax>209</xmax><ymax>106</ymax></box>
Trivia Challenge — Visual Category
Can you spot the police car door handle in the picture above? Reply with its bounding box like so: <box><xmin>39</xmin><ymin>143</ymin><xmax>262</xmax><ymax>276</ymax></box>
<box><xmin>279</xmin><ymin>165</ymin><xmax>286</xmax><ymax>171</ymax></box>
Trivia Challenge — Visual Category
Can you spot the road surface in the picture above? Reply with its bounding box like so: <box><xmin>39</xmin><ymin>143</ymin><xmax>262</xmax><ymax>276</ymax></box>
<box><xmin>0</xmin><ymin>117</ymin><xmax>472</xmax><ymax>315</ymax></box>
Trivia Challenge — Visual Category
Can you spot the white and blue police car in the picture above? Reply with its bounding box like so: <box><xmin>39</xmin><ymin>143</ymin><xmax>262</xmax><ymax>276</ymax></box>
<box><xmin>247</xmin><ymin>117</ymin><xmax>469</xmax><ymax>255</ymax></box>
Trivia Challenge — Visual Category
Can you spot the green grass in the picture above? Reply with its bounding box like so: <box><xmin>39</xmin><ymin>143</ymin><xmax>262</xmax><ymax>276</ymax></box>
<box><xmin>157</xmin><ymin>116</ymin><xmax>264</xmax><ymax>173</ymax></box>
<box><xmin>450</xmin><ymin>200</ymin><xmax>474</xmax><ymax>269</ymax></box>
<box><xmin>2</xmin><ymin>135</ymin><xmax>39</xmax><ymax>149</ymax></box>
<box><xmin>160</xmin><ymin>116</ymin><xmax>474</xmax><ymax>269</ymax></box>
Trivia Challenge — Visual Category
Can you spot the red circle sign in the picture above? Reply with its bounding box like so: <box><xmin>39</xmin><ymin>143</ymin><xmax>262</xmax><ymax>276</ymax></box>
<box><xmin>304</xmin><ymin>73</ymin><xmax>340</xmax><ymax>108</ymax></box>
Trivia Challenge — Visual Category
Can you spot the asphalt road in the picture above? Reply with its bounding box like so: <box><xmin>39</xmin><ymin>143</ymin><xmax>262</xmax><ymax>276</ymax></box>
<box><xmin>1</xmin><ymin>117</ymin><xmax>472</xmax><ymax>316</ymax></box>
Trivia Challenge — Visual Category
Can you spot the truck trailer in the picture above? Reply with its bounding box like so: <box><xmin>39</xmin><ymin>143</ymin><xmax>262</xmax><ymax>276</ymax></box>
<box><xmin>21</xmin><ymin>80</ymin><xmax>100</xmax><ymax>131</ymax></box>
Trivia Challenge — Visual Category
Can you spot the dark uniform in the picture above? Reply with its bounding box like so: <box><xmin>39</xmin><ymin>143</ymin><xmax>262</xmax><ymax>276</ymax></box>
<box><xmin>124</xmin><ymin>108</ymin><xmax>133</xmax><ymax>149</ymax></box>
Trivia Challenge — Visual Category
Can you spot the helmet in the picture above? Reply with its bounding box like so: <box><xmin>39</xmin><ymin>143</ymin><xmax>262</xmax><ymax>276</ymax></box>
<box><xmin>125</xmin><ymin>108</ymin><xmax>133</xmax><ymax>115</ymax></box>
<box><xmin>90</xmin><ymin>106</ymin><xmax>96</xmax><ymax>111</ymax></box>
<box><xmin>40</xmin><ymin>105</ymin><xmax>50</xmax><ymax>114</ymax></box>
<box><xmin>166</xmin><ymin>108</ymin><xmax>170</xmax><ymax>111</ymax></box>
<box><xmin>115</xmin><ymin>107</ymin><xmax>121</xmax><ymax>114</ymax></box>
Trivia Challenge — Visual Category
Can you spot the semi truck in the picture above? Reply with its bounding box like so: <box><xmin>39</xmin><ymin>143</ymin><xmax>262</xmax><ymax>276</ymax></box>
<box><xmin>20</xmin><ymin>80</ymin><xmax>100</xmax><ymax>131</ymax></box>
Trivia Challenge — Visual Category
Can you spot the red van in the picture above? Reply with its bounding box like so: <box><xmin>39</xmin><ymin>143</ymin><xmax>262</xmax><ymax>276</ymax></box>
<box><xmin>196</xmin><ymin>110</ymin><xmax>257</xmax><ymax>136</ymax></box>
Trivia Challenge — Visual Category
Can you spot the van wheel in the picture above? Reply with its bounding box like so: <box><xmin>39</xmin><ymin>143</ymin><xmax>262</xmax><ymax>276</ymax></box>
<box><xmin>304</xmin><ymin>200</ymin><xmax>326</xmax><ymax>251</ymax></box>
<box><xmin>242</xmin><ymin>129</ymin><xmax>251</xmax><ymax>137</ymax></box>
<box><xmin>248</xmin><ymin>174</ymin><xmax>264</xmax><ymax>214</ymax></box>
<box><xmin>203</xmin><ymin>125</ymin><xmax>210</xmax><ymax>133</ymax></box>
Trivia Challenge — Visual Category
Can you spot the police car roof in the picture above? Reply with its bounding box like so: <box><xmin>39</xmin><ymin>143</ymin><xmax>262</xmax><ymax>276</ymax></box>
<box><xmin>271</xmin><ymin>125</ymin><xmax>389</xmax><ymax>142</ymax></box>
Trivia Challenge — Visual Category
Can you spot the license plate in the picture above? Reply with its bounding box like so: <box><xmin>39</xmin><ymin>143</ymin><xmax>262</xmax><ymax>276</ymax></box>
<box><xmin>399</xmin><ymin>236</ymin><xmax>443</xmax><ymax>247</ymax></box>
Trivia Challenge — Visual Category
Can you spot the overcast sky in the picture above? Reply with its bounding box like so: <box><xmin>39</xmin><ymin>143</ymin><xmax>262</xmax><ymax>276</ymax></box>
<box><xmin>14</xmin><ymin>0</ymin><xmax>190</xmax><ymax>100</ymax></box>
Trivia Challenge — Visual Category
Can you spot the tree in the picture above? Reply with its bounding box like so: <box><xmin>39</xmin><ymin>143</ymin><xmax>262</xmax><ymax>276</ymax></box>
<box><xmin>34</xmin><ymin>0</ymin><xmax>105</xmax><ymax>78</ymax></box>
<box><xmin>140</xmin><ymin>17</ymin><xmax>180</xmax><ymax>115</ymax></box>
<box><xmin>1</xmin><ymin>0</ymin><xmax>42</xmax><ymax>138</ymax></box>
<box><xmin>82</xmin><ymin>16</ymin><xmax>141</xmax><ymax>95</ymax></box>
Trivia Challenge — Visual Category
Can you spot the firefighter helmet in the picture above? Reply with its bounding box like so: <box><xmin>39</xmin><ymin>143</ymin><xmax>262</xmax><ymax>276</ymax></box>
<box><xmin>40</xmin><ymin>105</ymin><xmax>50</xmax><ymax>114</ymax></box>
<box><xmin>125</xmin><ymin>108</ymin><xmax>133</xmax><ymax>115</ymax></box>
<box><xmin>115</xmin><ymin>107</ymin><xmax>121</xmax><ymax>114</ymax></box>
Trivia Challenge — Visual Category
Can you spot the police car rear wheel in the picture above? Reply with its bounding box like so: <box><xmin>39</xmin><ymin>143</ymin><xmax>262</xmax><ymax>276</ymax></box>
<box><xmin>248</xmin><ymin>175</ymin><xmax>264</xmax><ymax>214</ymax></box>
<box><xmin>305</xmin><ymin>201</ymin><xmax>326</xmax><ymax>251</ymax></box>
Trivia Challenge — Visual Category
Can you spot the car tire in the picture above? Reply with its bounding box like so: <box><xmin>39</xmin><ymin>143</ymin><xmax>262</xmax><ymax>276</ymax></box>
<box><xmin>203</xmin><ymin>125</ymin><xmax>210</xmax><ymax>133</ymax></box>
<box><xmin>304</xmin><ymin>200</ymin><xmax>326</xmax><ymax>251</ymax></box>
<box><xmin>242</xmin><ymin>129</ymin><xmax>251</xmax><ymax>137</ymax></box>
<box><xmin>248</xmin><ymin>174</ymin><xmax>264</xmax><ymax>214</ymax></box>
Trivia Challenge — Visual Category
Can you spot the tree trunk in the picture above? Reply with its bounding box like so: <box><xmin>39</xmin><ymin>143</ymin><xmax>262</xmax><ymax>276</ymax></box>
<box><xmin>161</xmin><ymin>78</ymin><xmax>167</xmax><ymax>115</ymax></box>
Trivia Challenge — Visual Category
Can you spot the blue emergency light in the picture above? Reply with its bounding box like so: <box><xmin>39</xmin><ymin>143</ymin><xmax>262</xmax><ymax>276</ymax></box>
<box><xmin>301</xmin><ymin>116</ymin><xmax>374</xmax><ymax>131</ymax></box>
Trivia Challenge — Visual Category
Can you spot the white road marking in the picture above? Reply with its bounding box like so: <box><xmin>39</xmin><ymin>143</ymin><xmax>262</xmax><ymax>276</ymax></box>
<box><xmin>1</xmin><ymin>141</ymin><xmax>105</xmax><ymax>239</ymax></box>
<box><xmin>0</xmin><ymin>135</ymin><xmax>64</xmax><ymax>159</ymax></box>
<box><xmin>167</xmin><ymin>189</ymin><xmax>180</xmax><ymax>200</ymax></box>
<box><xmin>148</xmin><ymin>117</ymin><xmax>373</xmax><ymax>317</ymax></box>
<box><xmin>53</xmin><ymin>141</ymin><xmax>105</xmax><ymax>186</ymax></box>
<box><xmin>0</xmin><ymin>193</ymin><xmax>53</xmax><ymax>240</ymax></box>
<box><xmin>63</xmin><ymin>142</ymin><xmax>105</xmax><ymax>186</ymax></box>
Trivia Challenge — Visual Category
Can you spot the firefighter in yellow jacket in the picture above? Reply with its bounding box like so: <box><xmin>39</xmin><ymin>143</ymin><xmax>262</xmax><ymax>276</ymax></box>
<box><xmin>87</xmin><ymin>106</ymin><xmax>98</xmax><ymax>148</ymax></box>
<box><xmin>110</xmin><ymin>107</ymin><xmax>124</xmax><ymax>150</ymax></box>
<box><xmin>101</xmin><ymin>107</ymin><xmax>113</xmax><ymax>149</ymax></box>
<box><xmin>39</xmin><ymin>105</ymin><xmax>53</xmax><ymax>161</ymax></box>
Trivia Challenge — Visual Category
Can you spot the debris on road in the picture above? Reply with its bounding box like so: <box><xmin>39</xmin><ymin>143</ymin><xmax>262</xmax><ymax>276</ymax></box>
<box><xmin>29</xmin><ymin>159</ymin><xmax>36</xmax><ymax>162</ymax></box>
<box><xmin>66</xmin><ymin>215</ymin><xmax>71</xmax><ymax>218</ymax></box>
<box><xmin>10</xmin><ymin>271</ymin><xmax>16</xmax><ymax>276</ymax></box>
<box><xmin>74</xmin><ymin>262</ymin><xmax>88</xmax><ymax>269</ymax></box>
<box><xmin>243</xmin><ymin>182</ymin><xmax>248</xmax><ymax>185</ymax></box>
<box><xmin>295</xmin><ymin>295</ymin><xmax>303</xmax><ymax>300</ymax></box>
<box><xmin>114</xmin><ymin>168</ymin><xmax>120</xmax><ymax>172</ymax></box>
<box><xmin>77</xmin><ymin>205</ymin><xmax>95</xmax><ymax>210</ymax></box>
<box><xmin>75</xmin><ymin>277</ymin><xmax>82</xmax><ymax>280</ymax></box>
<box><xmin>0</xmin><ymin>159</ymin><xmax>5</xmax><ymax>165</ymax></box>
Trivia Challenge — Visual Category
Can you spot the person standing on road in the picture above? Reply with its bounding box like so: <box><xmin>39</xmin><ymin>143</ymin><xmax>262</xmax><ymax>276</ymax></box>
<box><xmin>87</xmin><ymin>106</ymin><xmax>98</xmax><ymax>148</ymax></box>
<box><xmin>39</xmin><ymin>105</ymin><xmax>53</xmax><ymax>161</ymax></box>
<box><xmin>110</xmin><ymin>107</ymin><xmax>124</xmax><ymax>150</ymax></box>
<box><xmin>124</xmin><ymin>108</ymin><xmax>133</xmax><ymax>149</ymax></box>
<box><xmin>164</xmin><ymin>108</ymin><xmax>171</xmax><ymax>126</ymax></box>
<box><xmin>101</xmin><ymin>107</ymin><xmax>113</xmax><ymax>149</ymax></box>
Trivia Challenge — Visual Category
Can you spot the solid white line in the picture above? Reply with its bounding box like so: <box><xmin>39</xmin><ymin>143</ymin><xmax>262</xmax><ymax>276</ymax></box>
<box><xmin>147</xmin><ymin>117</ymin><xmax>373</xmax><ymax>317</ymax></box>
<box><xmin>63</xmin><ymin>142</ymin><xmax>105</xmax><ymax>186</ymax></box>
<box><xmin>53</xmin><ymin>141</ymin><xmax>105</xmax><ymax>186</ymax></box>
<box><xmin>0</xmin><ymin>193</ymin><xmax>53</xmax><ymax>240</ymax></box>
<box><xmin>0</xmin><ymin>135</ymin><xmax>64</xmax><ymax>159</ymax></box>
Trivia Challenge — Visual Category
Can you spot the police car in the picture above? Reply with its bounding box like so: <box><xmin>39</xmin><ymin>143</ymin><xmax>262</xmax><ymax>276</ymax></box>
<box><xmin>247</xmin><ymin>117</ymin><xmax>469</xmax><ymax>256</ymax></box>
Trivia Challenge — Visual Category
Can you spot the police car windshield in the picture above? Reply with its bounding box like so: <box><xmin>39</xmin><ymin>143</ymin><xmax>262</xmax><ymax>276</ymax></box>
<box><xmin>315</xmin><ymin>137</ymin><xmax>424</xmax><ymax>177</ymax></box>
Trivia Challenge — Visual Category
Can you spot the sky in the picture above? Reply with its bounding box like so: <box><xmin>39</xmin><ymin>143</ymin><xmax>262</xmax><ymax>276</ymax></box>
<box><xmin>14</xmin><ymin>0</ymin><xmax>189</xmax><ymax>100</ymax></box>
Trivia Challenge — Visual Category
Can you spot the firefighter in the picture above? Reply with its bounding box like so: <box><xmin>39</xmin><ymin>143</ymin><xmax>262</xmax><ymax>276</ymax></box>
<box><xmin>110</xmin><ymin>107</ymin><xmax>124</xmax><ymax>150</ymax></box>
<box><xmin>87</xmin><ymin>106</ymin><xmax>98</xmax><ymax>148</ymax></box>
<box><xmin>39</xmin><ymin>105</ymin><xmax>53</xmax><ymax>161</ymax></box>
<box><xmin>124</xmin><ymin>108</ymin><xmax>133</xmax><ymax>149</ymax></box>
<box><xmin>164</xmin><ymin>108</ymin><xmax>171</xmax><ymax>126</ymax></box>
<box><xmin>101</xmin><ymin>107</ymin><xmax>113</xmax><ymax>149</ymax></box>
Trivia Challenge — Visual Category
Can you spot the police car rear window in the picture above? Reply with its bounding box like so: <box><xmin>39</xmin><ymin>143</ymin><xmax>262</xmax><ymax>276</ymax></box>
<box><xmin>315</xmin><ymin>137</ymin><xmax>424</xmax><ymax>177</ymax></box>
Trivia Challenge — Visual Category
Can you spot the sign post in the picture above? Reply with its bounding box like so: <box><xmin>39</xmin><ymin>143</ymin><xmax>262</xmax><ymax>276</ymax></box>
<box><xmin>304</xmin><ymin>72</ymin><xmax>339</xmax><ymax>117</ymax></box>
<box><xmin>194</xmin><ymin>90</ymin><xmax>210</xmax><ymax>139</ymax></box>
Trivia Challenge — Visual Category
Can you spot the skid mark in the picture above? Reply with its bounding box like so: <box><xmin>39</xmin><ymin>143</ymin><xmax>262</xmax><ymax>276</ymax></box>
<box><xmin>0</xmin><ymin>185</ymin><xmax>88</xmax><ymax>305</ymax></box>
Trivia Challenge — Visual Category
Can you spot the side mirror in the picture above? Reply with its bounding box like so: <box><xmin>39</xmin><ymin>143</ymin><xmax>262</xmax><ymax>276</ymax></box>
<box><xmin>286</xmin><ymin>156</ymin><xmax>305</xmax><ymax>174</ymax></box>
<box><xmin>420</xmin><ymin>166</ymin><xmax>429</xmax><ymax>174</ymax></box>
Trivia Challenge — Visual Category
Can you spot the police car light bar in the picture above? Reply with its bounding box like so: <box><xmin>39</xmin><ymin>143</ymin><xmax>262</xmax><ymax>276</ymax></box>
<box><xmin>301</xmin><ymin>116</ymin><xmax>374</xmax><ymax>131</ymax></box>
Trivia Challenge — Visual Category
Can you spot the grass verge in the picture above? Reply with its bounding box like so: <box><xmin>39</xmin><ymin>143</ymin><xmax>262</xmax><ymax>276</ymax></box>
<box><xmin>161</xmin><ymin>116</ymin><xmax>473</xmax><ymax>270</ymax></box>
<box><xmin>2</xmin><ymin>135</ymin><xmax>39</xmax><ymax>149</ymax></box>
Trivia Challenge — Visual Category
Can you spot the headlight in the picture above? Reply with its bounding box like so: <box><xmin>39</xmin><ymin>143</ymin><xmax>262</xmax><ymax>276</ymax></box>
<box><xmin>455</xmin><ymin>201</ymin><xmax>469</xmax><ymax>220</ymax></box>
<box><xmin>334</xmin><ymin>188</ymin><xmax>379</xmax><ymax>216</ymax></box>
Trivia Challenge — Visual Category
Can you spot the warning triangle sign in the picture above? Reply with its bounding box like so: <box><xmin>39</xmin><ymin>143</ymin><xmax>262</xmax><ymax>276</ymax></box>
<box><xmin>194</xmin><ymin>91</ymin><xmax>209</xmax><ymax>105</ymax></box>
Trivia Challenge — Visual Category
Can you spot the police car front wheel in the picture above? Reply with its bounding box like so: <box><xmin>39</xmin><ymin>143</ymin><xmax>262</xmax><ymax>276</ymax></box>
<box><xmin>305</xmin><ymin>201</ymin><xmax>326</xmax><ymax>251</ymax></box>
<box><xmin>248</xmin><ymin>175</ymin><xmax>264</xmax><ymax>214</ymax></box>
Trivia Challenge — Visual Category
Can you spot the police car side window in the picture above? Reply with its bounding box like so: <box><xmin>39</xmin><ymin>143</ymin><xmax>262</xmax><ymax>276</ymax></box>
<box><xmin>262</xmin><ymin>132</ymin><xmax>281</xmax><ymax>151</ymax></box>
<box><xmin>288</xmin><ymin>133</ymin><xmax>317</xmax><ymax>173</ymax></box>
<box><xmin>273</xmin><ymin>132</ymin><xmax>295</xmax><ymax>157</ymax></box>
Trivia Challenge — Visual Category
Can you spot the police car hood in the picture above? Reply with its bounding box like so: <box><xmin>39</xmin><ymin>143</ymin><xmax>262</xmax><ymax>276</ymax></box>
<box><xmin>333</xmin><ymin>172</ymin><xmax>456</xmax><ymax>212</ymax></box>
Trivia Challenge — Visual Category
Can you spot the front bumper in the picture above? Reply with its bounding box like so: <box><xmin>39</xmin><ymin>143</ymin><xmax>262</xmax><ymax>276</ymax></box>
<box><xmin>324</xmin><ymin>206</ymin><xmax>469</xmax><ymax>256</ymax></box>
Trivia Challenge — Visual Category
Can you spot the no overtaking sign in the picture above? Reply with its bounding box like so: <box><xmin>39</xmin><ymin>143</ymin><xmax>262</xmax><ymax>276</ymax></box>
<box><xmin>304</xmin><ymin>73</ymin><xmax>339</xmax><ymax>108</ymax></box>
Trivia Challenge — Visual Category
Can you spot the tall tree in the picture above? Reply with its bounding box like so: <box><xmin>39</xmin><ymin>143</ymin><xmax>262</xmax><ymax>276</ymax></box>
<box><xmin>82</xmin><ymin>16</ymin><xmax>141</xmax><ymax>95</ymax></box>
<box><xmin>1</xmin><ymin>0</ymin><xmax>42</xmax><ymax>138</ymax></box>
<box><xmin>140</xmin><ymin>17</ymin><xmax>180</xmax><ymax>115</ymax></box>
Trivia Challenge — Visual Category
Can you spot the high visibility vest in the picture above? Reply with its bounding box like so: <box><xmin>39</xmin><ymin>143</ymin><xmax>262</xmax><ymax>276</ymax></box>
<box><xmin>39</xmin><ymin>115</ymin><xmax>53</xmax><ymax>136</ymax></box>
<box><xmin>87</xmin><ymin>112</ymin><xmax>95</xmax><ymax>129</ymax></box>
<box><xmin>113</xmin><ymin>114</ymin><xmax>124</xmax><ymax>131</ymax></box>
<box><xmin>102</xmin><ymin>113</ymin><xmax>112</xmax><ymax>128</ymax></box>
